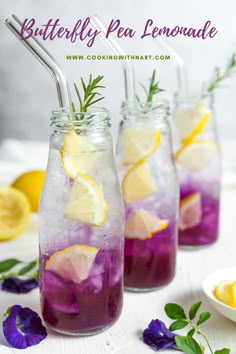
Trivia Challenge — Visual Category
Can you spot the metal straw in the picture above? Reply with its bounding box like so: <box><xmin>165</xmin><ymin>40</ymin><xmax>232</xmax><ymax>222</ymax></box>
<box><xmin>91</xmin><ymin>15</ymin><xmax>135</xmax><ymax>101</ymax></box>
<box><xmin>153</xmin><ymin>37</ymin><xmax>188</xmax><ymax>95</ymax></box>
<box><xmin>5</xmin><ymin>14</ymin><xmax>71</xmax><ymax>108</ymax></box>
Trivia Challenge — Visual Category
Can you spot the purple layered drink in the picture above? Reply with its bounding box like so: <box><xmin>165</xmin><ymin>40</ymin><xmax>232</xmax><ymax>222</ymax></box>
<box><xmin>174</xmin><ymin>95</ymin><xmax>221</xmax><ymax>247</ymax></box>
<box><xmin>40</xmin><ymin>246</ymin><xmax>123</xmax><ymax>335</ymax></box>
<box><xmin>116</xmin><ymin>100</ymin><xmax>179</xmax><ymax>291</ymax></box>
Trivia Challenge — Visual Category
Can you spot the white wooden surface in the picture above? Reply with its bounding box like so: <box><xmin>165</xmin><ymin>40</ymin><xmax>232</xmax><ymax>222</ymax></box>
<box><xmin>0</xmin><ymin>140</ymin><xmax>236</xmax><ymax>353</ymax></box>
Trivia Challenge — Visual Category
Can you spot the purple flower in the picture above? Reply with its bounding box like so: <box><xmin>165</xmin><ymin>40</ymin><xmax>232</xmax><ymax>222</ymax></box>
<box><xmin>143</xmin><ymin>319</ymin><xmax>177</xmax><ymax>350</ymax></box>
<box><xmin>2</xmin><ymin>277</ymin><xmax>38</xmax><ymax>294</ymax></box>
<box><xmin>3</xmin><ymin>305</ymin><xmax>47</xmax><ymax>349</ymax></box>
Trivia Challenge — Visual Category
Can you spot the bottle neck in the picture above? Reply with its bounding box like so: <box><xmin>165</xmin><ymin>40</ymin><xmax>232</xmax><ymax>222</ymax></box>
<box><xmin>51</xmin><ymin>108</ymin><xmax>111</xmax><ymax>135</ymax></box>
<box><xmin>121</xmin><ymin>100</ymin><xmax>170</xmax><ymax>125</ymax></box>
<box><xmin>174</xmin><ymin>93</ymin><xmax>214</xmax><ymax>111</ymax></box>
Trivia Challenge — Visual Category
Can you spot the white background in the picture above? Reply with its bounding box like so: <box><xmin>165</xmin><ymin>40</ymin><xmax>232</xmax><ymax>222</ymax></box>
<box><xmin>0</xmin><ymin>0</ymin><xmax>236</xmax><ymax>142</ymax></box>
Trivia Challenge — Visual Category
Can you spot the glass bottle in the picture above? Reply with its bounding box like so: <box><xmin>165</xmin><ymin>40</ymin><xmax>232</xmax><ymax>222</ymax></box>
<box><xmin>116</xmin><ymin>101</ymin><xmax>178</xmax><ymax>291</ymax></box>
<box><xmin>174</xmin><ymin>93</ymin><xmax>221</xmax><ymax>247</ymax></box>
<box><xmin>38</xmin><ymin>108</ymin><xmax>124</xmax><ymax>335</ymax></box>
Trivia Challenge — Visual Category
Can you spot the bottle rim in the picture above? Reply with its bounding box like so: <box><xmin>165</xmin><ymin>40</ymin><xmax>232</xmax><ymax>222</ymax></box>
<box><xmin>51</xmin><ymin>107</ymin><xmax>111</xmax><ymax>132</ymax></box>
<box><xmin>121</xmin><ymin>99</ymin><xmax>170</xmax><ymax>121</ymax></box>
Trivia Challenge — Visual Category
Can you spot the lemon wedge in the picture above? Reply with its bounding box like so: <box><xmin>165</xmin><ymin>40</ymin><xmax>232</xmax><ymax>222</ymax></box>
<box><xmin>12</xmin><ymin>170</ymin><xmax>45</xmax><ymax>212</ymax></box>
<box><xmin>122</xmin><ymin>128</ymin><xmax>161</xmax><ymax>165</ymax></box>
<box><xmin>122</xmin><ymin>160</ymin><xmax>157</xmax><ymax>205</ymax></box>
<box><xmin>0</xmin><ymin>186</ymin><xmax>31</xmax><ymax>241</ymax></box>
<box><xmin>175</xmin><ymin>140</ymin><xmax>218</xmax><ymax>171</ymax></box>
<box><xmin>213</xmin><ymin>280</ymin><xmax>236</xmax><ymax>308</ymax></box>
<box><xmin>61</xmin><ymin>131</ymin><xmax>100</xmax><ymax>178</ymax></box>
<box><xmin>175</xmin><ymin>100</ymin><xmax>210</xmax><ymax>140</ymax></box>
<box><xmin>45</xmin><ymin>244</ymin><xmax>99</xmax><ymax>284</ymax></box>
<box><xmin>126</xmin><ymin>208</ymin><xmax>169</xmax><ymax>240</ymax></box>
<box><xmin>181</xmin><ymin>112</ymin><xmax>212</xmax><ymax>145</ymax></box>
<box><xmin>64</xmin><ymin>172</ymin><xmax>108</xmax><ymax>226</ymax></box>
<box><xmin>179</xmin><ymin>192</ymin><xmax>202</xmax><ymax>230</ymax></box>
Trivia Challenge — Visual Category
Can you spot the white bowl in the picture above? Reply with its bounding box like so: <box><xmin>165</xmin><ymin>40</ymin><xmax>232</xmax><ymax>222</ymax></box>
<box><xmin>203</xmin><ymin>267</ymin><xmax>236</xmax><ymax>322</ymax></box>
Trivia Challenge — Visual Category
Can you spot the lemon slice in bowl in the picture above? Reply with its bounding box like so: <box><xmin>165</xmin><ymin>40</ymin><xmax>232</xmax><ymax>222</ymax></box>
<box><xmin>122</xmin><ymin>128</ymin><xmax>161</xmax><ymax>165</ymax></box>
<box><xmin>122</xmin><ymin>160</ymin><xmax>157</xmax><ymax>205</ymax></box>
<box><xmin>213</xmin><ymin>280</ymin><xmax>236</xmax><ymax>308</ymax></box>
<box><xmin>45</xmin><ymin>244</ymin><xmax>99</xmax><ymax>284</ymax></box>
<box><xmin>61</xmin><ymin>131</ymin><xmax>101</xmax><ymax>178</ymax></box>
<box><xmin>0</xmin><ymin>186</ymin><xmax>31</xmax><ymax>241</ymax></box>
<box><xmin>64</xmin><ymin>172</ymin><xmax>108</xmax><ymax>226</ymax></box>
<box><xmin>175</xmin><ymin>140</ymin><xmax>218</xmax><ymax>171</ymax></box>
<box><xmin>179</xmin><ymin>192</ymin><xmax>202</xmax><ymax>230</ymax></box>
<box><xmin>126</xmin><ymin>208</ymin><xmax>169</xmax><ymax>240</ymax></box>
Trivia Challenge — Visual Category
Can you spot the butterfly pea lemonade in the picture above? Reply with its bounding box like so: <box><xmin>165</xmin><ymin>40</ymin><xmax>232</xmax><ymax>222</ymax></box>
<box><xmin>174</xmin><ymin>96</ymin><xmax>221</xmax><ymax>246</ymax></box>
<box><xmin>39</xmin><ymin>79</ymin><xmax>124</xmax><ymax>335</ymax></box>
<box><xmin>116</xmin><ymin>100</ymin><xmax>178</xmax><ymax>291</ymax></box>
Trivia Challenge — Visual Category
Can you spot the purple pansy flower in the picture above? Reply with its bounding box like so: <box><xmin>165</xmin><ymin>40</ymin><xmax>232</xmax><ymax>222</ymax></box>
<box><xmin>143</xmin><ymin>319</ymin><xmax>177</xmax><ymax>350</ymax></box>
<box><xmin>3</xmin><ymin>305</ymin><xmax>47</xmax><ymax>349</ymax></box>
<box><xmin>2</xmin><ymin>277</ymin><xmax>38</xmax><ymax>294</ymax></box>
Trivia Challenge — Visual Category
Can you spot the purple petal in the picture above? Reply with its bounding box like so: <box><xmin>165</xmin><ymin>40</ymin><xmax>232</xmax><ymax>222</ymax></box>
<box><xmin>3</xmin><ymin>305</ymin><xmax>47</xmax><ymax>349</ymax></box>
<box><xmin>143</xmin><ymin>319</ymin><xmax>176</xmax><ymax>350</ymax></box>
<box><xmin>2</xmin><ymin>277</ymin><xmax>38</xmax><ymax>294</ymax></box>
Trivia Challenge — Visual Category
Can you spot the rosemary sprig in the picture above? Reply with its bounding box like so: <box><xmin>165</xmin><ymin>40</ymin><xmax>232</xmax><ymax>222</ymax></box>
<box><xmin>203</xmin><ymin>53</ymin><xmax>236</xmax><ymax>96</ymax></box>
<box><xmin>73</xmin><ymin>74</ymin><xmax>105</xmax><ymax>113</ymax></box>
<box><xmin>136</xmin><ymin>69</ymin><xmax>164</xmax><ymax>104</ymax></box>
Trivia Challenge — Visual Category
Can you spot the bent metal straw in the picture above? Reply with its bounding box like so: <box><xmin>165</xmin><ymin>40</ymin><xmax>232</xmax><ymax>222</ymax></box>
<box><xmin>91</xmin><ymin>15</ymin><xmax>135</xmax><ymax>101</ymax></box>
<box><xmin>5</xmin><ymin>14</ymin><xmax>71</xmax><ymax>108</ymax></box>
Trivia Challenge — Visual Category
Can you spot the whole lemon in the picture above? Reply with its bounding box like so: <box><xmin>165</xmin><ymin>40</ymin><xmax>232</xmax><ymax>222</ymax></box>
<box><xmin>12</xmin><ymin>170</ymin><xmax>46</xmax><ymax>212</ymax></box>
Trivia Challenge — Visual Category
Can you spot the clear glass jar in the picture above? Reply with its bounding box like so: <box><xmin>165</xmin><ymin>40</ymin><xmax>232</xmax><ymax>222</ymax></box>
<box><xmin>38</xmin><ymin>108</ymin><xmax>124</xmax><ymax>336</ymax></box>
<box><xmin>116</xmin><ymin>101</ymin><xmax>178</xmax><ymax>292</ymax></box>
<box><xmin>174</xmin><ymin>93</ymin><xmax>221</xmax><ymax>247</ymax></box>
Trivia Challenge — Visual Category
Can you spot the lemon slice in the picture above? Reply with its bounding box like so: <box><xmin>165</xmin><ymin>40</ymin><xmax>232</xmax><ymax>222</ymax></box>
<box><xmin>45</xmin><ymin>244</ymin><xmax>99</xmax><ymax>284</ymax></box>
<box><xmin>213</xmin><ymin>280</ymin><xmax>236</xmax><ymax>308</ymax></box>
<box><xmin>122</xmin><ymin>128</ymin><xmax>161</xmax><ymax>165</ymax></box>
<box><xmin>12</xmin><ymin>170</ymin><xmax>45</xmax><ymax>212</ymax></box>
<box><xmin>175</xmin><ymin>140</ymin><xmax>218</xmax><ymax>171</ymax></box>
<box><xmin>175</xmin><ymin>100</ymin><xmax>210</xmax><ymax>140</ymax></box>
<box><xmin>126</xmin><ymin>208</ymin><xmax>169</xmax><ymax>240</ymax></box>
<box><xmin>179</xmin><ymin>192</ymin><xmax>202</xmax><ymax>230</ymax></box>
<box><xmin>64</xmin><ymin>172</ymin><xmax>108</xmax><ymax>226</ymax></box>
<box><xmin>122</xmin><ymin>160</ymin><xmax>157</xmax><ymax>205</ymax></box>
<box><xmin>61</xmin><ymin>131</ymin><xmax>100</xmax><ymax>178</ymax></box>
<box><xmin>181</xmin><ymin>112</ymin><xmax>212</xmax><ymax>145</ymax></box>
<box><xmin>0</xmin><ymin>186</ymin><xmax>31</xmax><ymax>241</ymax></box>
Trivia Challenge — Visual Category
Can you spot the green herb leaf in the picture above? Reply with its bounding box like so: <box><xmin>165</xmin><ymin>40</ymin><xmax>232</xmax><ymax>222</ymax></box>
<box><xmin>169</xmin><ymin>320</ymin><xmax>188</xmax><ymax>331</ymax></box>
<box><xmin>165</xmin><ymin>303</ymin><xmax>187</xmax><ymax>320</ymax></box>
<box><xmin>18</xmin><ymin>260</ymin><xmax>38</xmax><ymax>276</ymax></box>
<box><xmin>214</xmin><ymin>349</ymin><xmax>230</xmax><ymax>354</ymax></box>
<box><xmin>136</xmin><ymin>69</ymin><xmax>164</xmax><ymax>104</ymax></box>
<box><xmin>197</xmin><ymin>312</ymin><xmax>211</xmax><ymax>325</ymax></box>
<box><xmin>0</xmin><ymin>259</ymin><xmax>22</xmax><ymax>273</ymax></box>
<box><xmin>187</xmin><ymin>329</ymin><xmax>195</xmax><ymax>337</ymax></box>
<box><xmin>204</xmin><ymin>53</ymin><xmax>236</xmax><ymax>96</ymax></box>
<box><xmin>73</xmin><ymin>75</ymin><xmax>105</xmax><ymax>113</ymax></box>
<box><xmin>175</xmin><ymin>336</ymin><xmax>203</xmax><ymax>354</ymax></box>
<box><xmin>189</xmin><ymin>301</ymin><xmax>202</xmax><ymax>320</ymax></box>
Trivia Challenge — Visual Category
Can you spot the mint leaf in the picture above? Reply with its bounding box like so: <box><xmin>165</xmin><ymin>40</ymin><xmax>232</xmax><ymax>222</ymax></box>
<box><xmin>175</xmin><ymin>336</ymin><xmax>202</xmax><ymax>354</ymax></box>
<box><xmin>214</xmin><ymin>349</ymin><xmax>230</xmax><ymax>354</ymax></box>
<box><xmin>189</xmin><ymin>301</ymin><xmax>202</xmax><ymax>320</ymax></box>
<box><xmin>165</xmin><ymin>303</ymin><xmax>187</xmax><ymax>320</ymax></box>
<box><xmin>197</xmin><ymin>312</ymin><xmax>211</xmax><ymax>325</ymax></box>
<box><xmin>169</xmin><ymin>320</ymin><xmax>188</xmax><ymax>331</ymax></box>
<box><xmin>187</xmin><ymin>329</ymin><xmax>195</xmax><ymax>337</ymax></box>
<box><xmin>18</xmin><ymin>260</ymin><xmax>38</xmax><ymax>276</ymax></box>
<box><xmin>0</xmin><ymin>259</ymin><xmax>22</xmax><ymax>273</ymax></box>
